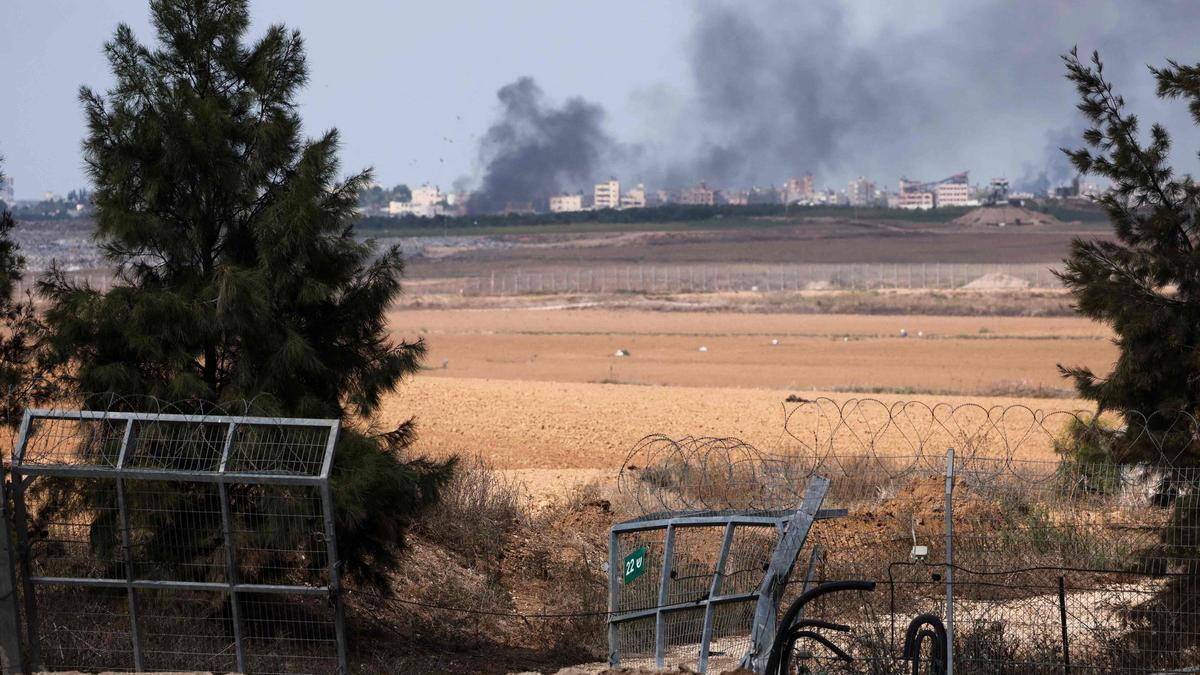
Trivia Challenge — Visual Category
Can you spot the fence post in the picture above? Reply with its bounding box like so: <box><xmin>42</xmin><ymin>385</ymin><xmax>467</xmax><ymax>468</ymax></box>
<box><xmin>655</xmin><ymin>523</ymin><xmax>676</xmax><ymax>667</ymax></box>
<box><xmin>945</xmin><ymin>446</ymin><xmax>955</xmax><ymax>675</ymax></box>
<box><xmin>10</xmin><ymin>412</ymin><xmax>40</xmax><ymax>670</ymax></box>
<box><xmin>1058</xmin><ymin>575</ymin><xmax>1071</xmax><ymax>674</ymax></box>
<box><xmin>0</xmin><ymin>470</ymin><xmax>23</xmax><ymax>675</ymax></box>
<box><xmin>115</xmin><ymin>419</ymin><xmax>146</xmax><ymax>671</ymax></box>
<box><xmin>218</xmin><ymin>422</ymin><xmax>248</xmax><ymax>674</ymax></box>
<box><xmin>607</xmin><ymin>529</ymin><xmax>620</xmax><ymax>666</ymax></box>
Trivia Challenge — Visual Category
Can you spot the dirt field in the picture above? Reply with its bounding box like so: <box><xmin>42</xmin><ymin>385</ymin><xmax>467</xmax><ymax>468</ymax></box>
<box><xmin>402</xmin><ymin>218</ymin><xmax>1113</xmax><ymax>280</ymax></box>
<box><xmin>390</xmin><ymin>307</ymin><xmax>1112</xmax><ymax>394</ymax></box>
<box><xmin>380</xmin><ymin>308</ymin><xmax>1105</xmax><ymax>495</ymax></box>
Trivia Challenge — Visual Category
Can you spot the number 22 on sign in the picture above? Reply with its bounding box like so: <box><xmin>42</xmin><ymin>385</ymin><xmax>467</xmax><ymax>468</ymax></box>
<box><xmin>623</xmin><ymin>545</ymin><xmax>648</xmax><ymax>584</ymax></box>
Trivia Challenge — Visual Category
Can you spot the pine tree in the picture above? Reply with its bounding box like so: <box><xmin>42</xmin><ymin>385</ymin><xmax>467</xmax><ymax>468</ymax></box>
<box><xmin>1060</xmin><ymin>48</ymin><xmax>1200</xmax><ymax>457</ymax></box>
<box><xmin>1060</xmin><ymin>48</ymin><xmax>1200</xmax><ymax>657</ymax></box>
<box><xmin>39</xmin><ymin>0</ymin><xmax>451</xmax><ymax>591</ymax></box>
<box><xmin>0</xmin><ymin>159</ymin><xmax>56</xmax><ymax>429</ymax></box>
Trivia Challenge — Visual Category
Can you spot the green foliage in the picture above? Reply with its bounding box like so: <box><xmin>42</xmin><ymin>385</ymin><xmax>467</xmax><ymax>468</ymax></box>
<box><xmin>359</xmin><ymin>183</ymin><xmax>412</xmax><ymax>210</ymax></box>
<box><xmin>38</xmin><ymin>0</ymin><xmax>449</xmax><ymax>591</ymax></box>
<box><xmin>0</xmin><ymin>159</ymin><xmax>57</xmax><ymax>428</ymax></box>
<box><xmin>1059</xmin><ymin>47</ymin><xmax>1200</xmax><ymax>655</ymax></box>
<box><xmin>355</xmin><ymin>203</ymin><xmax>972</xmax><ymax>236</ymax></box>
<box><xmin>1058</xmin><ymin>49</ymin><xmax>1200</xmax><ymax>445</ymax></box>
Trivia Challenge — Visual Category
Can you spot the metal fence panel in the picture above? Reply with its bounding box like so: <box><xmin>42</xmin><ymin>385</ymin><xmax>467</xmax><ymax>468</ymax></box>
<box><xmin>5</xmin><ymin>408</ymin><xmax>347</xmax><ymax>674</ymax></box>
<box><xmin>607</xmin><ymin>477</ymin><xmax>832</xmax><ymax>673</ymax></box>
<box><xmin>618</xmin><ymin>402</ymin><xmax>1200</xmax><ymax>673</ymax></box>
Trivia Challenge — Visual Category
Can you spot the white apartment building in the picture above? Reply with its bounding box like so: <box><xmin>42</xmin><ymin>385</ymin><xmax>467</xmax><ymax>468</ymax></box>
<box><xmin>620</xmin><ymin>183</ymin><xmax>646</xmax><ymax>209</ymax></box>
<box><xmin>594</xmin><ymin>179</ymin><xmax>620</xmax><ymax>210</ymax></box>
<box><xmin>847</xmin><ymin>176</ymin><xmax>875</xmax><ymax>206</ymax></box>
<box><xmin>549</xmin><ymin>193</ymin><xmax>585</xmax><ymax>213</ymax></box>
<box><xmin>783</xmin><ymin>174</ymin><xmax>814</xmax><ymax>204</ymax></box>
<box><xmin>389</xmin><ymin>185</ymin><xmax>446</xmax><ymax>217</ymax></box>
<box><xmin>934</xmin><ymin>182</ymin><xmax>970</xmax><ymax>207</ymax></box>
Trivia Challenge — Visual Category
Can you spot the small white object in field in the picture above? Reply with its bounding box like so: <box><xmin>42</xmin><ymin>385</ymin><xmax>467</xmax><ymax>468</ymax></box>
<box><xmin>751</xmin><ymin>285</ymin><xmax>759</xmax><ymax>292</ymax></box>
<box><xmin>899</xmin><ymin>328</ymin><xmax>908</xmax><ymax>337</ymax></box>
<box><xmin>442</xmin><ymin>359</ymin><xmax>449</xmax><ymax>369</ymax></box>
<box><xmin>771</xmin><ymin>339</ymin><xmax>780</xmax><ymax>346</ymax></box>
<box><xmin>842</xmin><ymin>336</ymin><xmax>849</xmax><ymax>342</ymax></box>
<box><xmin>614</xmin><ymin>348</ymin><xmax>630</xmax><ymax>357</ymax></box>
<box><xmin>917</xmin><ymin>331</ymin><xmax>924</xmax><ymax>338</ymax></box>
<box><xmin>698</xmin><ymin>346</ymin><xmax>708</xmax><ymax>352</ymax></box>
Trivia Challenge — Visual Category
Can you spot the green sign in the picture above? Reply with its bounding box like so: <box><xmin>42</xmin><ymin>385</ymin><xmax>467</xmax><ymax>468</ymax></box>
<box><xmin>623</xmin><ymin>545</ymin><xmax>648</xmax><ymax>584</ymax></box>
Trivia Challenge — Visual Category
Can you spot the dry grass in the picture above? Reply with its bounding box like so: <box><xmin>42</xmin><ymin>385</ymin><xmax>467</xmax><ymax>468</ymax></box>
<box><xmin>415</xmin><ymin>454</ymin><xmax>525</xmax><ymax>568</ymax></box>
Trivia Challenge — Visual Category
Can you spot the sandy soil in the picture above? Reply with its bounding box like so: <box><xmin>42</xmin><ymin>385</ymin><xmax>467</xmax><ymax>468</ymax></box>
<box><xmin>378</xmin><ymin>308</ymin><xmax>1105</xmax><ymax>495</ymax></box>
<box><xmin>391</xmin><ymin>308</ymin><xmax>1113</xmax><ymax>394</ymax></box>
<box><xmin>384</xmin><ymin>377</ymin><xmax>1085</xmax><ymax>494</ymax></box>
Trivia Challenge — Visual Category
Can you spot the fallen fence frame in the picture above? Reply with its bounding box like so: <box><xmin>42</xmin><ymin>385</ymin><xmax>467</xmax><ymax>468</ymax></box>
<box><xmin>607</xmin><ymin>476</ymin><xmax>845</xmax><ymax>673</ymax></box>
<box><xmin>3</xmin><ymin>408</ymin><xmax>348</xmax><ymax>674</ymax></box>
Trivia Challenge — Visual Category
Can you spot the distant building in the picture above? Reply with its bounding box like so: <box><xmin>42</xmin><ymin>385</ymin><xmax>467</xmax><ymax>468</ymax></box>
<box><xmin>935</xmin><ymin>182</ymin><xmax>970</xmax><ymax>207</ymax></box>
<box><xmin>594</xmin><ymin>179</ymin><xmax>620</xmax><ymax>210</ymax></box>
<box><xmin>549</xmin><ymin>193</ymin><xmax>585</xmax><ymax>213</ymax></box>
<box><xmin>681</xmin><ymin>182</ymin><xmax>717</xmax><ymax>206</ymax></box>
<box><xmin>933</xmin><ymin>171</ymin><xmax>971</xmax><ymax>207</ymax></box>
<box><xmin>898</xmin><ymin>178</ymin><xmax>934</xmax><ymax>210</ymax></box>
<box><xmin>746</xmin><ymin>186</ymin><xmax>781</xmax><ymax>205</ymax></box>
<box><xmin>783</xmin><ymin>174</ymin><xmax>814</xmax><ymax>204</ymax></box>
<box><xmin>389</xmin><ymin>185</ymin><xmax>446</xmax><ymax>217</ymax></box>
<box><xmin>725</xmin><ymin>191</ymin><xmax>749</xmax><ymax>206</ymax></box>
<box><xmin>649</xmin><ymin>189</ymin><xmax>673</xmax><ymax>207</ymax></box>
<box><xmin>0</xmin><ymin>176</ymin><xmax>12</xmax><ymax>205</ymax></box>
<box><xmin>986</xmin><ymin>177</ymin><xmax>1010</xmax><ymax>205</ymax></box>
<box><xmin>847</xmin><ymin>177</ymin><xmax>875</xmax><ymax>207</ymax></box>
<box><xmin>619</xmin><ymin>183</ymin><xmax>646</xmax><ymax>209</ymax></box>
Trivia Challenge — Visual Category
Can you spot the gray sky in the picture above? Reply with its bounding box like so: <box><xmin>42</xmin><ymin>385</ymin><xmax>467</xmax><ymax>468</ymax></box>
<box><xmin>4</xmin><ymin>1</ymin><xmax>1200</xmax><ymax>200</ymax></box>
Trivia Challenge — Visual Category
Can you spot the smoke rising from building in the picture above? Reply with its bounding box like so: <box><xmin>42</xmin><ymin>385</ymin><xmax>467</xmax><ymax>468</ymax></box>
<box><xmin>467</xmin><ymin>77</ymin><xmax>616</xmax><ymax>214</ymax></box>
<box><xmin>466</xmin><ymin>1</ymin><xmax>1200</xmax><ymax>203</ymax></box>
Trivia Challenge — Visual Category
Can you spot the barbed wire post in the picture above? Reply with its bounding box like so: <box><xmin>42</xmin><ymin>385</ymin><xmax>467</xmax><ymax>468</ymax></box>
<box><xmin>945</xmin><ymin>445</ymin><xmax>955</xmax><ymax>675</ymax></box>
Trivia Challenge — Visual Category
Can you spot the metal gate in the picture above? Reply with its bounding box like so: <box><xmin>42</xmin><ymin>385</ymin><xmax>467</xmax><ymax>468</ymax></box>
<box><xmin>1</xmin><ymin>408</ymin><xmax>347</xmax><ymax>674</ymax></box>
<box><xmin>607</xmin><ymin>476</ymin><xmax>834</xmax><ymax>673</ymax></box>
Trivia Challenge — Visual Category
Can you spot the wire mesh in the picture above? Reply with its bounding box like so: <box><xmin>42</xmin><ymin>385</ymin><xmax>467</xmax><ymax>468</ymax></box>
<box><xmin>610</xmin><ymin>520</ymin><xmax>781</xmax><ymax>671</ymax></box>
<box><xmin>5</xmin><ymin>405</ymin><xmax>345</xmax><ymax>674</ymax></box>
<box><xmin>615</xmin><ymin>400</ymin><xmax>1200</xmax><ymax>674</ymax></box>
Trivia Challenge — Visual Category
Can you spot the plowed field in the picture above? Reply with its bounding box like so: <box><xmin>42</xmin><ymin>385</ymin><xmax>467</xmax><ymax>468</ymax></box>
<box><xmin>382</xmin><ymin>309</ymin><xmax>1106</xmax><ymax>493</ymax></box>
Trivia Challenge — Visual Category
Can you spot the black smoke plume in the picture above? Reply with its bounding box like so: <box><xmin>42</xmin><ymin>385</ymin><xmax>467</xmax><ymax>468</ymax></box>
<box><xmin>468</xmin><ymin>77</ymin><xmax>614</xmax><ymax>214</ymax></box>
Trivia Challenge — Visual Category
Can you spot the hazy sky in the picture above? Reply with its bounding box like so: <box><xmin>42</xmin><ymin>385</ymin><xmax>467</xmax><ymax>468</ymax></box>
<box><xmin>4</xmin><ymin>1</ymin><xmax>1200</xmax><ymax>200</ymax></box>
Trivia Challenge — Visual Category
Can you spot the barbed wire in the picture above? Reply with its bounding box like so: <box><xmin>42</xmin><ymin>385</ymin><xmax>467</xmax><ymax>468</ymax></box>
<box><xmin>618</xmin><ymin>398</ymin><xmax>1200</xmax><ymax>516</ymax></box>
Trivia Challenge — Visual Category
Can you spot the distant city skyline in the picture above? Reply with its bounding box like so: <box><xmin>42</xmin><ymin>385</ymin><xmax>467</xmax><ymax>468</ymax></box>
<box><xmin>5</xmin><ymin>1</ymin><xmax>1200</xmax><ymax>201</ymax></box>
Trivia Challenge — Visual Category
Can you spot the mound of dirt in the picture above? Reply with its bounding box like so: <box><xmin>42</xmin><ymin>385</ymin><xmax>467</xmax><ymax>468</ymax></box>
<box><xmin>962</xmin><ymin>272</ymin><xmax>1031</xmax><ymax>289</ymax></box>
<box><xmin>952</xmin><ymin>206</ymin><xmax>1061</xmax><ymax>228</ymax></box>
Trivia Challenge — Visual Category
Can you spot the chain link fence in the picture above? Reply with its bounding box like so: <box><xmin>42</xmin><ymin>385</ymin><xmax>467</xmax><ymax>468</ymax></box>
<box><xmin>1</xmin><ymin>406</ymin><xmax>347</xmax><ymax>674</ymax></box>
<box><xmin>617</xmin><ymin>399</ymin><xmax>1200</xmax><ymax>673</ymax></box>
<box><xmin>403</xmin><ymin>262</ymin><xmax>1064</xmax><ymax>297</ymax></box>
<box><xmin>18</xmin><ymin>263</ymin><xmax>1063</xmax><ymax>300</ymax></box>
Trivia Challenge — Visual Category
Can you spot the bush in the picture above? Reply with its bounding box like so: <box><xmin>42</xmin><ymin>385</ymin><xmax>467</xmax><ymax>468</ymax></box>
<box><xmin>415</xmin><ymin>454</ymin><xmax>524</xmax><ymax>568</ymax></box>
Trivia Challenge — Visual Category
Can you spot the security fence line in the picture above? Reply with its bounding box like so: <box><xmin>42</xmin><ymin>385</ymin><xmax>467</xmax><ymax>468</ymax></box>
<box><xmin>404</xmin><ymin>262</ymin><xmax>1065</xmax><ymax>296</ymax></box>
<box><xmin>1</xmin><ymin>407</ymin><xmax>347</xmax><ymax>674</ymax></box>
<box><xmin>615</xmin><ymin>401</ymin><xmax>1200</xmax><ymax>673</ymax></box>
<box><xmin>14</xmin><ymin>263</ymin><xmax>1065</xmax><ymax>299</ymax></box>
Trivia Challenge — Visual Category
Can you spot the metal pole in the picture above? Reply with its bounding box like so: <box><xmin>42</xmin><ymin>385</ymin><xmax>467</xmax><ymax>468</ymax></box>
<box><xmin>115</xmin><ymin>419</ymin><xmax>145</xmax><ymax>671</ymax></box>
<box><xmin>607</xmin><ymin>529</ymin><xmax>620</xmax><ymax>666</ymax></box>
<box><xmin>0</xmin><ymin>469</ymin><xmax>23</xmax><ymax>675</ymax></box>
<box><xmin>945</xmin><ymin>446</ymin><xmax>955</xmax><ymax>675</ymax></box>
<box><xmin>655</xmin><ymin>524</ymin><xmax>676</xmax><ymax>668</ymax></box>
<box><xmin>217</xmin><ymin>422</ymin><xmax>247</xmax><ymax>674</ymax></box>
<box><xmin>698</xmin><ymin>522</ymin><xmax>736</xmax><ymax>673</ymax></box>
<box><xmin>9</xmin><ymin>411</ymin><xmax>41</xmax><ymax>671</ymax></box>
<box><xmin>1058</xmin><ymin>575</ymin><xmax>1071</xmax><ymax>674</ymax></box>
<box><xmin>319</xmin><ymin>424</ymin><xmax>350</xmax><ymax>675</ymax></box>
